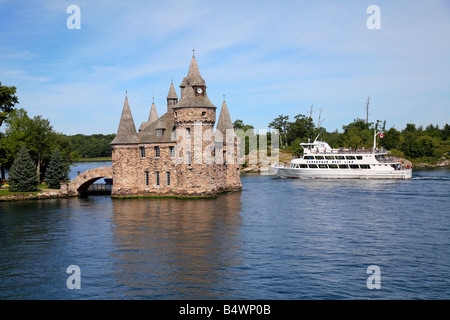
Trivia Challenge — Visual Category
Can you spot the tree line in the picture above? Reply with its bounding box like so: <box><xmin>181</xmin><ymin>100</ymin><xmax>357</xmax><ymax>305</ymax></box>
<box><xmin>233</xmin><ymin>111</ymin><xmax>449</xmax><ymax>165</ymax></box>
<box><xmin>0</xmin><ymin>82</ymin><xmax>116</xmax><ymax>190</ymax></box>
<box><xmin>265</xmin><ymin>112</ymin><xmax>449</xmax><ymax>163</ymax></box>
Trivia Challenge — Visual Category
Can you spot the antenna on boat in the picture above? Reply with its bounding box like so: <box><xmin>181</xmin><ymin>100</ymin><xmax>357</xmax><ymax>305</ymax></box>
<box><xmin>373</xmin><ymin>120</ymin><xmax>381</xmax><ymax>152</ymax></box>
<box><xmin>313</xmin><ymin>132</ymin><xmax>321</xmax><ymax>142</ymax></box>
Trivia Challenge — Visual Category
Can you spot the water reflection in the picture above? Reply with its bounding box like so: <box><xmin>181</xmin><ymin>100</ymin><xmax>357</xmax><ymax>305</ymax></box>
<box><xmin>110</xmin><ymin>192</ymin><xmax>243</xmax><ymax>299</ymax></box>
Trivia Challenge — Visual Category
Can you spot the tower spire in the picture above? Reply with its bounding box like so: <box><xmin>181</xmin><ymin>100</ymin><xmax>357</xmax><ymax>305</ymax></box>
<box><xmin>217</xmin><ymin>98</ymin><xmax>233</xmax><ymax>137</ymax></box>
<box><xmin>148</xmin><ymin>100</ymin><xmax>158</xmax><ymax>123</ymax></box>
<box><xmin>111</xmin><ymin>96</ymin><xmax>139</xmax><ymax>145</ymax></box>
<box><xmin>166</xmin><ymin>81</ymin><xmax>178</xmax><ymax>113</ymax></box>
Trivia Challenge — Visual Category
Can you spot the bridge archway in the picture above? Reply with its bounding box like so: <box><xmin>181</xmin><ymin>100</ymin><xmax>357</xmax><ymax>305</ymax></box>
<box><xmin>67</xmin><ymin>167</ymin><xmax>113</xmax><ymax>195</ymax></box>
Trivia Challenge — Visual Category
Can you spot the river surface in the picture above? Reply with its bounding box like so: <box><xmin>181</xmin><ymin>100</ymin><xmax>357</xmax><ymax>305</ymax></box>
<box><xmin>0</xmin><ymin>162</ymin><xmax>449</xmax><ymax>299</ymax></box>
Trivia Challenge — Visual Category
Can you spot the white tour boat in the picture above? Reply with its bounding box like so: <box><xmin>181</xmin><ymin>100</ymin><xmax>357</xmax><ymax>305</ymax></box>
<box><xmin>270</xmin><ymin>132</ymin><xmax>412</xmax><ymax>179</ymax></box>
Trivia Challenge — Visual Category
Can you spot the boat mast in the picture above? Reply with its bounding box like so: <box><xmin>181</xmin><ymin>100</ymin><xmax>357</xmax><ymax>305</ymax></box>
<box><xmin>373</xmin><ymin>120</ymin><xmax>381</xmax><ymax>152</ymax></box>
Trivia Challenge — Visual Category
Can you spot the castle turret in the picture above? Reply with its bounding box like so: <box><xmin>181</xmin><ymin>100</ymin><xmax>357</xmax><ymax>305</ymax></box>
<box><xmin>111</xmin><ymin>96</ymin><xmax>139</xmax><ymax>145</ymax></box>
<box><xmin>174</xmin><ymin>55</ymin><xmax>216</xmax><ymax>110</ymax></box>
<box><xmin>148</xmin><ymin>100</ymin><xmax>158</xmax><ymax>123</ymax></box>
<box><xmin>166</xmin><ymin>82</ymin><xmax>178</xmax><ymax>113</ymax></box>
<box><xmin>216</xmin><ymin>98</ymin><xmax>233</xmax><ymax>139</ymax></box>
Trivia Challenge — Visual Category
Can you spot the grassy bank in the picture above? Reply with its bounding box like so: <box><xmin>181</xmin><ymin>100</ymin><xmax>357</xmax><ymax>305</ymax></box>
<box><xmin>0</xmin><ymin>183</ymin><xmax>59</xmax><ymax>197</ymax></box>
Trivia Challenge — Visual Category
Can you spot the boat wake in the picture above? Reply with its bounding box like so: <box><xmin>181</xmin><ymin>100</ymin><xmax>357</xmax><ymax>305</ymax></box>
<box><xmin>412</xmin><ymin>176</ymin><xmax>450</xmax><ymax>181</ymax></box>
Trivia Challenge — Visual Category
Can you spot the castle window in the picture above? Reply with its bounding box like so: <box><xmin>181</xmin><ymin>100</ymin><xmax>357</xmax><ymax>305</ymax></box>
<box><xmin>202</xmin><ymin>111</ymin><xmax>206</xmax><ymax>117</ymax></box>
<box><xmin>187</xmin><ymin>151</ymin><xmax>192</xmax><ymax>166</ymax></box>
<box><xmin>166</xmin><ymin>172</ymin><xmax>171</xmax><ymax>186</ymax></box>
<box><xmin>145</xmin><ymin>171</ymin><xmax>149</xmax><ymax>186</ymax></box>
<box><xmin>140</xmin><ymin>147</ymin><xmax>145</xmax><ymax>158</ymax></box>
<box><xmin>156</xmin><ymin>129</ymin><xmax>163</xmax><ymax>137</ymax></box>
<box><xmin>154</xmin><ymin>146</ymin><xmax>160</xmax><ymax>158</ymax></box>
<box><xmin>186</xmin><ymin>128</ymin><xmax>191</xmax><ymax>137</ymax></box>
<box><xmin>156</xmin><ymin>171</ymin><xmax>160</xmax><ymax>186</ymax></box>
<box><xmin>169</xmin><ymin>146</ymin><xmax>175</xmax><ymax>158</ymax></box>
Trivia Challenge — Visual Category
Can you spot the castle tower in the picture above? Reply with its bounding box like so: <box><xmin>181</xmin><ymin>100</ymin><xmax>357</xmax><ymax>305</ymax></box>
<box><xmin>166</xmin><ymin>81</ymin><xmax>178</xmax><ymax>113</ymax></box>
<box><xmin>172</xmin><ymin>55</ymin><xmax>217</xmax><ymax>190</ymax></box>
<box><xmin>110</xmin><ymin>54</ymin><xmax>241</xmax><ymax>198</ymax></box>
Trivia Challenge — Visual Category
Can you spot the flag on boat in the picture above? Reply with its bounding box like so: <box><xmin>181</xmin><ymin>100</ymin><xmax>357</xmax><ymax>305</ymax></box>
<box><xmin>379</xmin><ymin>133</ymin><xmax>384</xmax><ymax>138</ymax></box>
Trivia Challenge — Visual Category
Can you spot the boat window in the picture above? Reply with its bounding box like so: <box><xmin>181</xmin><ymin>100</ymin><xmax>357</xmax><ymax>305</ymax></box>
<box><xmin>350</xmin><ymin>164</ymin><xmax>359</xmax><ymax>169</ymax></box>
<box><xmin>300</xmin><ymin>164</ymin><xmax>308</xmax><ymax>168</ymax></box>
<box><xmin>356</xmin><ymin>156</ymin><xmax>363</xmax><ymax>160</ymax></box>
<box><xmin>339</xmin><ymin>165</ymin><xmax>349</xmax><ymax>169</ymax></box>
<box><xmin>304</xmin><ymin>155</ymin><xmax>314</xmax><ymax>160</ymax></box>
<box><xmin>318</xmin><ymin>164</ymin><xmax>327</xmax><ymax>168</ymax></box>
<box><xmin>360</xmin><ymin>165</ymin><xmax>371</xmax><ymax>169</ymax></box>
<box><xmin>346</xmin><ymin>156</ymin><xmax>356</xmax><ymax>160</ymax></box>
<box><xmin>329</xmin><ymin>164</ymin><xmax>338</xmax><ymax>169</ymax></box>
<box><xmin>326</xmin><ymin>156</ymin><xmax>334</xmax><ymax>160</ymax></box>
<box><xmin>316</xmin><ymin>156</ymin><xmax>324</xmax><ymax>160</ymax></box>
<box><xmin>308</xmin><ymin>164</ymin><xmax>318</xmax><ymax>169</ymax></box>
<box><xmin>335</xmin><ymin>156</ymin><xmax>345</xmax><ymax>160</ymax></box>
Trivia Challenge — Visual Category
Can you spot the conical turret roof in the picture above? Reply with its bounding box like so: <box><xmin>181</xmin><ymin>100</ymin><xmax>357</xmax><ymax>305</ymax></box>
<box><xmin>217</xmin><ymin>99</ymin><xmax>234</xmax><ymax>137</ymax></box>
<box><xmin>111</xmin><ymin>97</ymin><xmax>139</xmax><ymax>145</ymax></box>
<box><xmin>166</xmin><ymin>82</ymin><xmax>178</xmax><ymax>100</ymax></box>
<box><xmin>175</xmin><ymin>55</ymin><xmax>216</xmax><ymax>109</ymax></box>
<box><xmin>186</xmin><ymin>55</ymin><xmax>205</xmax><ymax>86</ymax></box>
<box><xmin>148</xmin><ymin>101</ymin><xmax>158</xmax><ymax>123</ymax></box>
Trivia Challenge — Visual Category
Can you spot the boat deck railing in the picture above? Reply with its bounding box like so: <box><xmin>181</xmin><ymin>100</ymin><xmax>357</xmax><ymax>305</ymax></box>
<box><xmin>305</xmin><ymin>148</ymin><xmax>387</xmax><ymax>155</ymax></box>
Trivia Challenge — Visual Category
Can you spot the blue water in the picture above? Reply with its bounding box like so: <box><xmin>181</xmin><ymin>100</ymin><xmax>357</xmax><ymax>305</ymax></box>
<box><xmin>0</xmin><ymin>165</ymin><xmax>449</xmax><ymax>299</ymax></box>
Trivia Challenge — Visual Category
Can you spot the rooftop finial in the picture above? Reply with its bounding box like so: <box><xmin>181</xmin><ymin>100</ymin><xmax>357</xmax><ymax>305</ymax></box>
<box><xmin>125</xmin><ymin>90</ymin><xmax>127</xmax><ymax>97</ymax></box>
<box><xmin>223</xmin><ymin>94</ymin><xmax>226</xmax><ymax>101</ymax></box>
<box><xmin>193</xmin><ymin>44</ymin><xmax>195</xmax><ymax>56</ymax></box>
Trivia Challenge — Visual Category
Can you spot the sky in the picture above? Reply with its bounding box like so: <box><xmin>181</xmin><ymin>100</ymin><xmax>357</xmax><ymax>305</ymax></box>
<box><xmin>0</xmin><ymin>0</ymin><xmax>449</xmax><ymax>135</ymax></box>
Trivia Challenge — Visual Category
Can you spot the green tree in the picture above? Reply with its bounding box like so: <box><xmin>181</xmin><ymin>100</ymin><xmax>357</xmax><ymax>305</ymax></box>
<box><xmin>2</xmin><ymin>108</ymin><xmax>77</xmax><ymax>181</ymax></box>
<box><xmin>442</xmin><ymin>124</ymin><xmax>450</xmax><ymax>141</ymax></box>
<box><xmin>3</xmin><ymin>109</ymin><xmax>54</xmax><ymax>180</ymax></box>
<box><xmin>380</xmin><ymin>127</ymin><xmax>401</xmax><ymax>150</ymax></box>
<box><xmin>341</xmin><ymin>118</ymin><xmax>372</xmax><ymax>149</ymax></box>
<box><xmin>8</xmin><ymin>146</ymin><xmax>38</xmax><ymax>192</ymax></box>
<box><xmin>400</xmin><ymin>133</ymin><xmax>424</xmax><ymax>158</ymax></box>
<box><xmin>233</xmin><ymin>119</ymin><xmax>256</xmax><ymax>156</ymax></box>
<box><xmin>233</xmin><ymin>119</ymin><xmax>254</xmax><ymax>132</ymax></box>
<box><xmin>45</xmin><ymin>149</ymin><xmax>70</xmax><ymax>189</ymax></box>
<box><xmin>269</xmin><ymin>114</ymin><xmax>289</xmax><ymax>148</ymax></box>
<box><xmin>418</xmin><ymin>136</ymin><xmax>437</xmax><ymax>157</ymax></box>
<box><xmin>0</xmin><ymin>82</ymin><xmax>19</xmax><ymax>128</ymax></box>
<box><xmin>287</xmin><ymin>114</ymin><xmax>315</xmax><ymax>145</ymax></box>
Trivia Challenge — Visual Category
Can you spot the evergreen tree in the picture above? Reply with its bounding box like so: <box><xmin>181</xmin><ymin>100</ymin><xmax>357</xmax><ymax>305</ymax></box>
<box><xmin>8</xmin><ymin>146</ymin><xmax>38</xmax><ymax>192</ymax></box>
<box><xmin>45</xmin><ymin>149</ymin><xmax>69</xmax><ymax>189</ymax></box>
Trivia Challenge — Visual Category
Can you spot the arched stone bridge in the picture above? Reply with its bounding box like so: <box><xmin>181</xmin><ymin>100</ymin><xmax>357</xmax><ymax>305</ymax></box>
<box><xmin>66</xmin><ymin>166</ymin><xmax>113</xmax><ymax>195</ymax></box>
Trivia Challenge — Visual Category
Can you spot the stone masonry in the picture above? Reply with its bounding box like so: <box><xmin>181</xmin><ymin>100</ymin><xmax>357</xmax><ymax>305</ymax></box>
<box><xmin>110</xmin><ymin>55</ymin><xmax>242</xmax><ymax>197</ymax></box>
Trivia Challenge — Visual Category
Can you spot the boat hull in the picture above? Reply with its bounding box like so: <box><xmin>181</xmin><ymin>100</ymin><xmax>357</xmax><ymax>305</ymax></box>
<box><xmin>270</xmin><ymin>166</ymin><xmax>412</xmax><ymax>179</ymax></box>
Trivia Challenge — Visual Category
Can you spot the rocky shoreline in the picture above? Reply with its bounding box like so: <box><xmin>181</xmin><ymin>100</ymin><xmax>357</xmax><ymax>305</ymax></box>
<box><xmin>0</xmin><ymin>189</ymin><xmax>70</xmax><ymax>202</ymax></box>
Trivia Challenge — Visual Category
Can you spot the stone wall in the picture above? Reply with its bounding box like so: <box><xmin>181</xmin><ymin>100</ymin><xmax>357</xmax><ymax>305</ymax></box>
<box><xmin>111</xmin><ymin>134</ymin><xmax>241</xmax><ymax>198</ymax></box>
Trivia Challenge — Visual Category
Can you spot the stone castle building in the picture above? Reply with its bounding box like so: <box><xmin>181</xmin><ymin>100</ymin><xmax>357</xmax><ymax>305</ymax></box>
<box><xmin>110</xmin><ymin>55</ymin><xmax>242</xmax><ymax>197</ymax></box>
